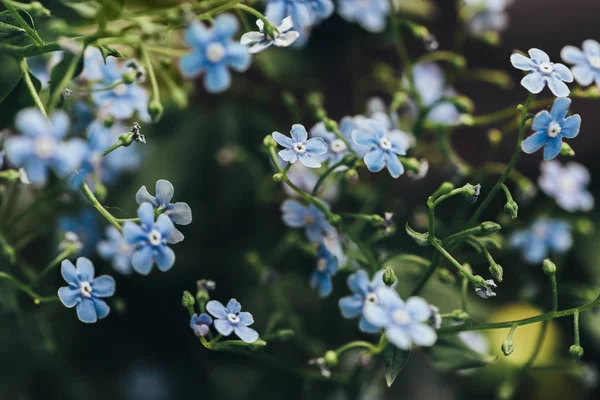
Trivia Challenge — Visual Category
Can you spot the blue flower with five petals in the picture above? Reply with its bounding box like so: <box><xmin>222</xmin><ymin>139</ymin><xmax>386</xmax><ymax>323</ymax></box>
<box><xmin>97</xmin><ymin>226</ymin><xmax>134</xmax><ymax>275</ymax></box>
<box><xmin>352</xmin><ymin>119</ymin><xmax>407</xmax><ymax>178</ymax></box>
<box><xmin>509</xmin><ymin>218</ymin><xmax>572</xmax><ymax>264</ymax></box>
<box><xmin>561</xmin><ymin>39</ymin><xmax>600</xmax><ymax>89</ymax></box>
<box><xmin>280</xmin><ymin>199</ymin><xmax>335</xmax><ymax>241</ymax></box>
<box><xmin>272</xmin><ymin>124</ymin><xmax>327</xmax><ymax>168</ymax></box>
<box><xmin>57</xmin><ymin>257</ymin><xmax>116</xmax><ymax>323</ymax></box>
<box><xmin>179</xmin><ymin>14</ymin><xmax>251</xmax><ymax>93</ymax></box>
<box><xmin>363</xmin><ymin>287</ymin><xmax>437</xmax><ymax>350</ymax></box>
<box><xmin>190</xmin><ymin>313</ymin><xmax>213</xmax><ymax>337</ymax></box>
<box><xmin>136</xmin><ymin>179</ymin><xmax>192</xmax><ymax>244</ymax></box>
<box><xmin>521</xmin><ymin>98</ymin><xmax>581</xmax><ymax>160</ymax></box>
<box><xmin>265</xmin><ymin>0</ymin><xmax>334</xmax><ymax>29</ymax></box>
<box><xmin>338</xmin><ymin>269</ymin><xmax>389</xmax><ymax>333</ymax></box>
<box><xmin>206</xmin><ymin>299</ymin><xmax>259</xmax><ymax>343</ymax></box>
<box><xmin>337</xmin><ymin>0</ymin><xmax>390</xmax><ymax>33</ymax></box>
<box><xmin>310</xmin><ymin>244</ymin><xmax>339</xmax><ymax>297</ymax></box>
<box><xmin>4</xmin><ymin>108</ymin><xmax>86</xmax><ymax>185</ymax></box>
<box><xmin>538</xmin><ymin>161</ymin><xmax>594</xmax><ymax>212</ymax></box>
<box><xmin>510</xmin><ymin>48</ymin><xmax>574</xmax><ymax>97</ymax></box>
<box><xmin>123</xmin><ymin>203</ymin><xmax>176</xmax><ymax>275</ymax></box>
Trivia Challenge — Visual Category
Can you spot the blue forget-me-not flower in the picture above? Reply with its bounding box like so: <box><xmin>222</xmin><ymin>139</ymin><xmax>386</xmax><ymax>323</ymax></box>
<box><xmin>97</xmin><ymin>226</ymin><xmax>135</xmax><ymax>275</ymax></box>
<box><xmin>281</xmin><ymin>199</ymin><xmax>335</xmax><ymax>241</ymax></box>
<box><xmin>510</xmin><ymin>48</ymin><xmax>574</xmax><ymax>97</ymax></box>
<box><xmin>337</xmin><ymin>0</ymin><xmax>390</xmax><ymax>33</ymax></box>
<box><xmin>179</xmin><ymin>14</ymin><xmax>251</xmax><ymax>93</ymax></box>
<box><xmin>282</xmin><ymin>162</ymin><xmax>339</xmax><ymax>202</ymax></box>
<box><xmin>310</xmin><ymin>244</ymin><xmax>339</xmax><ymax>297</ymax></box>
<box><xmin>265</xmin><ymin>0</ymin><xmax>334</xmax><ymax>29</ymax></box>
<box><xmin>352</xmin><ymin>118</ymin><xmax>407</xmax><ymax>178</ymax></box>
<box><xmin>363</xmin><ymin>287</ymin><xmax>438</xmax><ymax>350</ymax></box>
<box><xmin>521</xmin><ymin>97</ymin><xmax>581</xmax><ymax>160</ymax></box>
<box><xmin>190</xmin><ymin>313</ymin><xmax>213</xmax><ymax>337</ymax></box>
<box><xmin>539</xmin><ymin>161</ymin><xmax>594</xmax><ymax>212</ymax></box>
<box><xmin>273</xmin><ymin>124</ymin><xmax>327</xmax><ymax>168</ymax></box>
<box><xmin>57</xmin><ymin>210</ymin><xmax>100</xmax><ymax>256</ymax></box>
<box><xmin>136</xmin><ymin>179</ymin><xmax>192</xmax><ymax>244</ymax></box>
<box><xmin>561</xmin><ymin>39</ymin><xmax>600</xmax><ymax>89</ymax></box>
<box><xmin>58</xmin><ymin>257</ymin><xmax>116</xmax><ymax>323</ymax></box>
<box><xmin>123</xmin><ymin>202</ymin><xmax>176</xmax><ymax>275</ymax></box>
<box><xmin>4</xmin><ymin>108</ymin><xmax>86</xmax><ymax>185</ymax></box>
<box><xmin>240</xmin><ymin>17</ymin><xmax>300</xmax><ymax>53</ymax></box>
<box><xmin>509</xmin><ymin>218</ymin><xmax>572</xmax><ymax>264</ymax></box>
<box><xmin>339</xmin><ymin>269</ymin><xmax>389</xmax><ymax>333</ymax></box>
<box><xmin>206</xmin><ymin>298</ymin><xmax>259</xmax><ymax>343</ymax></box>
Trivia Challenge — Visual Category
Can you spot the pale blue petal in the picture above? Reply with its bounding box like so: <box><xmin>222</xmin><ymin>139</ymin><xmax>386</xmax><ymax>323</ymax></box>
<box><xmin>168</xmin><ymin>227</ymin><xmax>184</xmax><ymax>244</ymax></box>
<box><xmin>248</xmin><ymin>41</ymin><xmax>273</xmax><ymax>54</ymax></box>
<box><xmin>521</xmin><ymin>131</ymin><xmax>548</xmax><ymax>154</ymax></box>
<box><xmin>272</xmin><ymin>131</ymin><xmax>293</xmax><ymax>148</ymax></box>
<box><xmin>179</xmin><ymin>51</ymin><xmax>204</xmax><ymax>78</ymax></box>
<box><xmin>363</xmin><ymin>304</ymin><xmax>389</xmax><ymax>327</ymax></box>
<box><xmin>523</xmin><ymin>239</ymin><xmax>547</xmax><ymax>263</ymax></box>
<box><xmin>376</xmin><ymin>287</ymin><xmax>403</xmax><ymax>307</ymax></box>
<box><xmin>291</xmin><ymin>124</ymin><xmax>308</xmax><ymax>142</ymax></box>
<box><xmin>50</xmin><ymin>111</ymin><xmax>70</xmax><ymax>139</ymax></box>
<box><xmin>234</xmin><ymin>325</ymin><xmax>259</xmax><ymax>343</ymax></box>
<box><xmin>265</xmin><ymin>1</ymin><xmax>286</xmax><ymax>25</ymax></box>
<box><xmin>123</xmin><ymin>222</ymin><xmax>147</xmax><ymax>244</ymax></box>
<box><xmin>61</xmin><ymin>259</ymin><xmax>79</xmax><ymax>285</ymax></box>
<box><xmin>386</xmin><ymin>153</ymin><xmax>404</xmax><ymax>178</ymax></box>
<box><xmin>137</xmin><ymin>202</ymin><xmax>155</xmax><ymax>227</ymax></box>
<box><xmin>168</xmin><ymin>202</ymin><xmax>192</xmax><ymax>225</ymax></box>
<box><xmin>204</xmin><ymin>64</ymin><xmax>231</xmax><ymax>93</ymax></box>
<box><xmin>317</xmin><ymin>275</ymin><xmax>333</xmax><ymax>297</ymax></box>
<box><xmin>92</xmin><ymin>298</ymin><xmax>110</xmax><ymax>319</ymax></box>
<box><xmin>347</xmin><ymin>269</ymin><xmax>369</xmax><ymax>295</ymax></box>
<box><xmin>305</xmin><ymin>137</ymin><xmax>327</xmax><ymax>155</ymax></box>
<box><xmin>352</xmin><ymin>130</ymin><xmax>378</xmax><ymax>146</ymax></box>
<box><xmin>131</xmin><ymin>246</ymin><xmax>154</xmax><ymax>275</ymax></box>
<box><xmin>227</xmin><ymin>298</ymin><xmax>242</xmax><ymax>313</ymax></box>
<box><xmin>572</xmin><ymin>64</ymin><xmax>596</xmax><ymax>86</ymax></box>
<box><xmin>225</xmin><ymin>43</ymin><xmax>251</xmax><ymax>72</ymax></box>
<box><xmin>359</xmin><ymin>316</ymin><xmax>382</xmax><ymax>333</ymax></box>
<box><xmin>155</xmin><ymin>179</ymin><xmax>174</xmax><ymax>205</ymax></box>
<box><xmin>386</xmin><ymin>326</ymin><xmax>412</xmax><ymax>350</ymax></box>
<box><xmin>278</xmin><ymin>149</ymin><xmax>297</xmax><ymax>162</ymax></box>
<box><xmin>528</xmin><ymin>48</ymin><xmax>550</xmax><ymax>64</ymax></box>
<box><xmin>156</xmin><ymin>215</ymin><xmax>175</xmax><ymax>239</ymax></box>
<box><xmin>213</xmin><ymin>14</ymin><xmax>238</xmax><ymax>39</ymax></box>
<box><xmin>290</xmin><ymin>2</ymin><xmax>311</xmax><ymax>28</ymax></box>
<box><xmin>547</xmin><ymin>76</ymin><xmax>570</xmax><ymax>98</ymax></box>
<box><xmin>550</xmin><ymin>97</ymin><xmax>571</xmax><ymax>120</ymax></box>
<box><xmin>408</xmin><ymin>323</ymin><xmax>437</xmax><ymax>347</ymax></box>
<box><xmin>552</xmin><ymin>64</ymin><xmax>573</xmax><ymax>82</ymax></box>
<box><xmin>90</xmin><ymin>275</ymin><xmax>116</xmax><ymax>297</ymax></box>
<box><xmin>561</xmin><ymin>45</ymin><xmax>586</xmax><ymax>64</ymax></box>
<box><xmin>510</xmin><ymin>53</ymin><xmax>536</xmax><ymax>71</ymax></box>
<box><xmin>405</xmin><ymin>297</ymin><xmax>431</xmax><ymax>322</ymax></box>
<box><xmin>583</xmin><ymin>39</ymin><xmax>600</xmax><ymax>58</ymax></box>
<box><xmin>24</xmin><ymin>160</ymin><xmax>49</xmax><ymax>184</ymax></box>
<box><xmin>214</xmin><ymin>319</ymin><xmax>234</xmax><ymax>336</ymax></box>
<box><xmin>185</xmin><ymin>22</ymin><xmax>211</xmax><ymax>47</ymax></box>
<box><xmin>238</xmin><ymin>311</ymin><xmax>254</xmax><ymax>326</ymax></box>
<box><xmin>76</xmin><ymin>298</ymin><xmax>97</xmax><ymax>323</ymax></box>
<box><xmin>15</xmin><ymin>108</ymin><xmax>50</xmax><ymax>137</ymax></box>
<box><xmin>521</xmin><ymin>72</ymin><xmax>545</xmax><ymax>94</ymax></box>
<box><xmin>4</xmin><ymin>137</ymin><xmax>33</xmax><ymax>166</ymax></box>
<box><xmin>76</xmin><ymin>257</ymin><xmax>95</xmax><ymax>282</ymax></box>
<box><xmin>155</xmin><ymin>246</ymin><xmax>175</xmax><ymax>272</ymax></box>
<box><xmin>135</xmin><ymin>185</ymin><xmax>158</xmax><ymax>206</ymax></box>
<box><xmin>274</xmin><ymin>31</ymin><xmax>299</xmax><ymax>47</ymax></box>
<box><xmin>364</xmin><ymin>148</ymin><xmax>386</xmax><ymax>172</ymax></box>
<box><xmin>240</xmin><ymin>31</ymin><xmax>264</xmax><ymax>46</ymax></box>
<box><xmin>206</xmin><ymin>300</ymin><xmax>228</xmax><ymax>319</ymax></box>
<box><xmin>532</xmin><ymin>110</ymin><xmax>552</xmax><ymax>131</ymax></box>
<box><xmin>560</xmin><ymin>115</ymin><xmax>581</xmax><ymax>138</ymax></box>
<box><xmin>339</xmin><ymin>295</ymin><xmax>363</xmax><ymax>318</ymax></box>
<box><xmin>298</xmin><ymin>153</ymin><xmax>321</xmax><ymax>168</ymax></box>
<box><xmin>58</xmin><ymin>286</ymin><xmax>80</xmax><ymax>308</ymax></box>
<box><xmin>543</xmin><ymin>137</ymin><xmax>562</xmax><ymax>161</ymax></box>
<box><xmin>281</xmin><ymin>199</ymin><xmax>307</xmax><ymax>227</ymax></box>
<box><xmin>52</xmin><ymin>139</ymin><xmax>87</xmax><ymax>177</ymax></box>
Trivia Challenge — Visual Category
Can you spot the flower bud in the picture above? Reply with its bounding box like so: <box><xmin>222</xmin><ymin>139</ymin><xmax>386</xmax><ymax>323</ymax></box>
<box><xmin>437</xmin><ymin>268</ymin><xmax>456</xmax><ymax>284</ymax></box>
<box><xmin>324</xmin><ymin>350</ymin><xmax>338</xmax><ymax>367</ymax></box>
<box><xmin>103</xmin><ymin>116</ymin><xmax>115</xmax><ymax>128</ymax></box>
<box><xmin>560</xmin><ymin>142</ymin><xmax>575</xmax><ymax>156</ymax></box>
<box><xmin>345</xmin><ymin>168</ymin><xmax>359</xmax><ymax>184</ymax></box>
<box><xmin>569</xmin><ymin>344</ymin><xmax>584</xmax><ymax>361</ymax></box>
<box><xmin>248</xmin><ymin>339</ymin><xmax>267</xmax><ymax>350</ymax></box>
<box><xmin>431</xmin><ymin>182</ymin><xmax>455</xmax><ymax>200</ymax></box>
<box><xmin>488</xmin><ymin>129</ymin><xmax>502</xmax><ymax>145</ymax></box>
<box><xmin>383</xmin><ymin>266</ymin><xmax>397</xmax><ymax>286</ymax></box>
<box><xmin>462</xmin><ymin>183</ymin><xmax>481</xmax><ymax>203</ymax></box>
<box><xmin>391</xmin><ymin>92</ymin><xmax>409</xmax><ymax>110</ymax></box>
<box><xmin>263</xmin><ymin>135</ymin><xmax>277</xmax><ymax>148</ymax></box>
<box><xmin>148</xmin><ymin>100</ymin><xmax>164</xmax><ymax>122</ymax></box>
<box><xmin>479</xmin><ymin>32</ymin><xmax>500</xmax><ymax>46</ymax></box>
<box><xmin>122</xmin><ymin>70</ymin><xmax>138</xmax><ymax>84</ymax></box>
<box><xmin>504</xmin><ymin>200</ymin><xmax>518</xmax><ymax>219</ymax></box>
<box><xmin>542</xmin><ymin>258</ymin><xmax>557</xmax><ymax>276</ymax></box>
<box><xmin>479</xmin><ymin>221</ymin><xmax>501</xmax><ymax>234</ymax></box>
<box><xmin>459</xmin><ymin>114</ymin><xmax>475</xmax><ymax>126</ymax></box>
<box><xmin>489</xmin><ymin>263</ymin><xmax>503</xmax><ymax>283</ymax></box>
<box><xmin>399</xmin><ymin>157</ymin><xmax>420</xmax><ymax>173</ymax></box>
<box><xmin>451</xmin><ymin>96</ymin><xmax>475</xmax><ymax>113</ymax></box>
<box><xmin>272</xmin><ymin>173</ymin><xmax>283</xmax><ymax>183</ymax></box>
<box><xmin>450</xmin><ymin>308</ymin><xmax>469</xmax><ymax>321</ymax></box>
<box><xmin>181</xmin><ymin>291</ymin><xmax>195</xmax><ymax>308</ymax></box>
<box><xmin>574</xmin><ymin>217</ymin><xmax>594</xmax><ymax>235</ymax></box>
<box><xmin>501</xmin><ymin>339</ymin><xmax>514</xmax><ymax>356</ymax></box>
<box><xmin>324</xmin><ymin>118</ymin><xmax>338</xmax><ymax>133</ymax></box>
<box><xmin>329</xmin><ymin>214</ymin><xmax>342</xmax><ymax>226</ymax></box>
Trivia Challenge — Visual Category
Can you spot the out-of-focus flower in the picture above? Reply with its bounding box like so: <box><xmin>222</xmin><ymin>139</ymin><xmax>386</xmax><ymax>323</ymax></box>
<box><xmin>283</xmin><ymin>162</ymin><xmax>339</xmax><ymax>202</ymax></box>
<box><xmin>97</xmin><ymin>226</ymin><xmax>134</xmax><ymax>275</ymax></box>
<box><xmin>352</xmin><ymin>119</ymin><xmax>407</xmax><ymax>178</ymax></box>
<box><xmin>26</xmin><ymin>52</ymin><xmax>64</xmax><ymax>88</ymax></box>
<box><xmin>462</xmin><ymin>0</ymin><xmax>512</xmax><ymax>38</ymax></box>
<box><xmin>538</xmin><ymin>161</ymin><xmax>593</xmax><ymax>212</ymax></box>
<box><xmin>337</xmin><ymin>0</ymin><xmax>390</xmax><ymax>33</ymax></box>
<box><xmin>521</xmin><ymin>98</ymin><xmax>581</xmax><ymax>160</ymax></box>
<box><xmin>265</xmin><ymin>0</ymin><xmax>334</xmax><ymax>29</ymax></box>
<box><xmin>273</xmin><ymin>124</ymin><xmax>327</xmax><ymax>168</ymax></box>
<box><xmin>179</xmin><ymin>15</ymin><xmax>251</xmax><ymax>93</ymax></box>
<box><xmin>510</xmin><ymin>48</ymin><xmax>574</xmax><ymax>97</ymax></box>
<box><xmin>136</xmin><ymin>179</ymin><xmax>192</xmax><ymax>244</ymax></box>
<box><xmin>57</xmin><ymin>210</ymin><xmax>100</xmax><ymax>256</ymax></box>
<box><xmin>280</xmin><ymin>199</ymin><xmax>335</xmax><ymax>241</ymax></box>
<box><xmin>4</xmin><ymin>108</ymin><xmax>86</xmax><ymax>185</ymax></box>
<box><xmin>509</xmin><ymin>218</ymin><xmax>572</xmax><ymax>264</ymax></box>
<box><xmin>310</xmin><ymin>244</ymin><xmax>339</xmax><ymax>297</ymax></box>
<box><xmin>206</xmin><ymin>298</ymin><xmax>259</xmax><ymax>343</ymax></box>
<box><xmin>123</xmin><ymin>203</ymin><xmax>176</xmax><ymax>275</ymax></box>
<box><xmin>58</xmin><ymin>257</ymin><xmax>115</xmax><ymax>323</ymax></box>
<box><xmin>240</xmin><ymin>17</ymin><xmax>299</xmax><ymax>53</ymax></box>
<box><xmin>339</xmin><ymin>269</ymin><xmax>389</xmax><ymax>333</ymax></box>
<box><xmin>561</xmin><ymin>40</ymin><xmax>600</xmax><ymax>89</ymax></box>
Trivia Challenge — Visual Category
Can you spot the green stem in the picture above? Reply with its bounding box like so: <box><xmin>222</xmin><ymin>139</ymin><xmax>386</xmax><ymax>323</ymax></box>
<box><xmin>102</xmin><ymin>132</ymin><xmax>135</xmax><ymax>157</ymax></box>
<box><xmin>47</xmin><ymin>52</ymin><xmax>82</xmax><ymax>113</ymax></box>
<box><xmin>431</xmin><ymin>240</ymin><xmax>479</xmax><ymax>287</ymax></box>
<box><xmin>31</xmin><ymin>247</ymin><xmax>75</xmax><ymax>286</ymax></box>
<box><xmin>461</xmin><ymin>276</ymin><xmax>469</xmax><ymax>312</ymax></box>
<box><xmin>80</xmin><ymin>182</ymin><xmax>122</xmax><ymax>233</ymax></box>
<box><xmin>0</xmin><ymin>272</ymin><xmax>57</xmax><ymax>304</ymax></box>
<box><xmin>70</xmin><ymin>79</ymin><xmax>124</xmax><ymax>93</ymax></box>
<box><xmin>466</xmin><ymin>93</ymin><xmax>533</xmax><ymax>227</ymax></box>
<box><xmin>234</xmin><ymin>4</ymin><xmax>272</xmax><ymax>29</ymax></box>
<box><xmin>311</xmin><ymin>157</ymin><xmax>355</xmax><ymax>196</ymax></box>
<box><xmin>573</xmin><ymin>312</ymin><xmax>580</xmax><ymax>346</ymax></box>
<box><xmin>335</xmin><ymin>340</ymin><xmax>379</xmax><ymax>356</ymax></box>
<box><xmin>550</xmin><ymin>274</ymin><xmax>558</xmax><ymax>312</ymax></box>
<box><xmin>19</xmin><ymin>58</ymin><xmax>47</xmax><ymax>118</ymax></box>
<box><xmin>140</xmin><ymin>45</ymin><xmax>160</xmax><ymax>105</ymax></box>
<box><xmin>0</xmin><ymin>231</ymin><xmax>16</xmax><ymax>264</ymax></box>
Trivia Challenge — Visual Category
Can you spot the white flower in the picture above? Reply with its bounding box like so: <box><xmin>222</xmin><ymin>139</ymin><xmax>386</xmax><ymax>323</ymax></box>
<box><xmin>240</xmin><ymin>17</ymin><xmax>300</xmax><ymax>54</ymax></box>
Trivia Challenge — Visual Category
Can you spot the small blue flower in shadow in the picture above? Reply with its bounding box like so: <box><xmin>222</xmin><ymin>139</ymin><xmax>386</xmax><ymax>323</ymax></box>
<box><xmin>310</xmin><ymin>244</ymin><xmax>339</xmax><ymax>297</ymax></box>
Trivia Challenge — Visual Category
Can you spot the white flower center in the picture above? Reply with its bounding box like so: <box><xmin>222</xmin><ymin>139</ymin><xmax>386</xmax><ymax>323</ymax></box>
<box><xmin>112</xmin><ymin>84</ymin><xmax>128</xmax><ymax>96</ymax></box>
<box><xmin>206</xmin><ymin>43</ymin><xmax>226</xmax><ymax>63</ymax></box>
<box><xmin>538</xmin><ymin>62</ymin><xmax>554</xmax><ymax>74</ymax></box>
<box><xmin>392</xmin><ymin>309</ymin><xmax>411</xmax><ymax>325</ymax></box>
<box><xmin>365</xmin><ymin>293</ymin><xmax>378</xmax><ymax>304</ymax></box>
<box><xmin>34</xmin><ymin>136</ymin><xmax>56</xmax><ymax>159</ymax></box>
<box><xmin>148</xmin><ymin>229</ymin><xmax>163</xmax><ymax>246</ymax></box>
<box><xmin>303</xmin><ymin>214</ymin><xmax>315</xmax><ymax>225</ymax></box>
<box><xmin>293</xmin><ymin>142</ymin><xmax>307</xmax><ymax>154</ymax></box>
<box><xmin>227</xmin><ymin>313</ymin><xmax>240</xmax><ymax>324</ymax></box>
<box><xmin>330</xmin><ymin>139</ymin><xmax>347</xmax><ymax>153</ymax></box>
<box><xmin>547</xmin><ymin>122</ymin><xmax>562</xmax><ymax>138</ymax></box>
<box><xmin>379</xmin><ymin>137</ymin><xmax>392</xmax><ymax>150</ymax></box>
<box><xmin>317</xmin><ymin>258</ymin><xmax>327</xmax><ymax>272</ymax></box>
<box><xmin>79</xmin><ymin>281</ymin><xmax>93</xmax><ymax>298</ymax></box>
<box><xmin>589</xmin><ymin>56</ymin><xmax>600</xmax><ymax>69</ymax></box>
<box><xmin>533</xmin><ymin>225</ymin><xmax>548</xmax><ymax>238</ymax></box>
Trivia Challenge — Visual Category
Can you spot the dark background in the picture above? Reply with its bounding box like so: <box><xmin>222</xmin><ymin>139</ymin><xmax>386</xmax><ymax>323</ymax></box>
<box><xmin>1</xmin><ymin>0</ymin><xmax>600</xmax><ymax>399</ymax></box>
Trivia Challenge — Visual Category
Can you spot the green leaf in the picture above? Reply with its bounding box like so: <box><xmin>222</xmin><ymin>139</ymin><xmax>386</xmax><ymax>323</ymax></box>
<box><xmin>425</xmin><ymin>335</ymin><xmax>497</xmax><ymax>371</ymax></box>
<box><xmin>0</xmin><ymin>9</ymin><xmax>34</xmax><ymax>40</ymax></box>
<box><xmin>382</xmin><ymin>344</ymin><xmax>410</xmax><ymax>387</ymax></box>
<box><xmin>61</xmin><ymin>0</ymin><xmax>102</xmax><ymax>19</ymax></box>
<box><xmin>49</xmin><ymin>52</ymin><xmax>84</xmax><ymax>108</ymax></box>
<box><xmin>0</xmin><ymin>72</ymin><xmax>42</xmax><ymax>130</ymax></box>
<box><xmin>405</xmin><ymin>222</ymin><xmax>430</xmax><ymax>246</ymax></box>
<box><xmin>97</xmin><ymin>44</ymin><xmax>124</xmax><ymax>62</ymax></box>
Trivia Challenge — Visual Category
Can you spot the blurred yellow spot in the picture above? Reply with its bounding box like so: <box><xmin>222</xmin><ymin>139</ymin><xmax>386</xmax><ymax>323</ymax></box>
<box><xmin>486</xmin><ymin>303</ymin><xmax>561</xmax><ymax>367</ymax></box>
